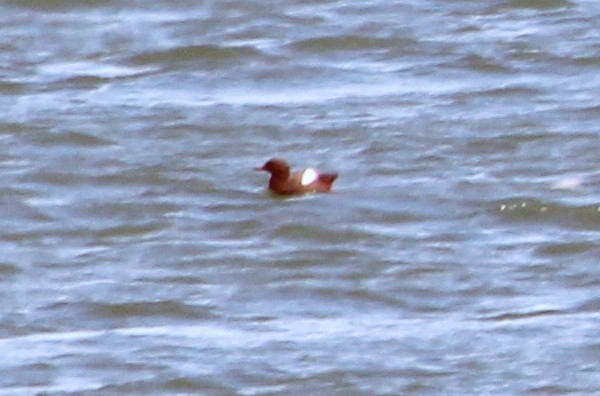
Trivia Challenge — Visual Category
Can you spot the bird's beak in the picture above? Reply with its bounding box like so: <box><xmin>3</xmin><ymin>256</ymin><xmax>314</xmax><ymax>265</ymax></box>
<box><xmin>255</xmin><ymin>166</ymin><xmax>266</xmax><ymax>172</ymax></box>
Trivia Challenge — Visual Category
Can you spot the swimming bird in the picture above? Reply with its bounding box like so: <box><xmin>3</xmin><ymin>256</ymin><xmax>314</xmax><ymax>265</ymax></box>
<box><xmin>256</xmin><ymin>158</ymin><xmax>337</xmax><ymax>195</ymax></box>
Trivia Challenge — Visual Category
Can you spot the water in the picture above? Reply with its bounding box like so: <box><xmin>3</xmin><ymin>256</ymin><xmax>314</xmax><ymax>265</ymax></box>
<box><xmin>1</xmin><ymin>0</ymin><xmax>599</xmax><ymax>394</ymax></box>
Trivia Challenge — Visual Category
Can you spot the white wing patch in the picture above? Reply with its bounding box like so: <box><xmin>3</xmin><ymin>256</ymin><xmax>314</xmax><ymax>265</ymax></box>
<box><xmin>301</xmin><ymin>168</ymin><xmax>318</xmax><ymax>186</ymax></box>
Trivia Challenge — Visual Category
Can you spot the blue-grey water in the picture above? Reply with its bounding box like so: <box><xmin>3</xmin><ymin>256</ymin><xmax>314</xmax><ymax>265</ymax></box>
<box><xmin>1</xmin><ymin>1</ymin><xmax>599</xmax><ymax>395</ymax></box>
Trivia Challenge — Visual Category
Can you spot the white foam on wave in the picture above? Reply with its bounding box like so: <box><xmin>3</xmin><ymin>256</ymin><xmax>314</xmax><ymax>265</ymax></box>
<box><xmin>552</xmin><ymin>176</ymin><xmax>583</xmax><ymax>190</ymax></box>
<box><xmin>40</xmin><ymin>61</ymin><xmax>156</xmax><ymax>79</ymax></box>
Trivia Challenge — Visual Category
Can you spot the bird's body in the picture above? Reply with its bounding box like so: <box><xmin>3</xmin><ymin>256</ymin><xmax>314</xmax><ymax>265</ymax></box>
<box><xmin>256</xmin><ymin>158</ymin><xmax>337</xmax><ymax>195</ymax></box>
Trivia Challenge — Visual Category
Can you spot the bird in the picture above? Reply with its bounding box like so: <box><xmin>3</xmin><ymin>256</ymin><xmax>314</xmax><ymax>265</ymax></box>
<box><xmin>256</xmin><ymin>158</ymin><xmax>337</xmax><ymax>196</ymax></box>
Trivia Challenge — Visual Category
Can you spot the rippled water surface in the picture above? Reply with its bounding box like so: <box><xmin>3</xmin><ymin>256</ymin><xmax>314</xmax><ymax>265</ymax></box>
<box><xmin>1</xmin><ymin>0</ymin><xmax>599</xmax><ymax>395</ymax></box>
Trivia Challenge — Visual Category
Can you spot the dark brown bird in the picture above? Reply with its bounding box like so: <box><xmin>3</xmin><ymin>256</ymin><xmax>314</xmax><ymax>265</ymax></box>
<box><xmin>256</xmin><ymin>158</ymin><xmax>337</xmax><ymax>195</ymax></box>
